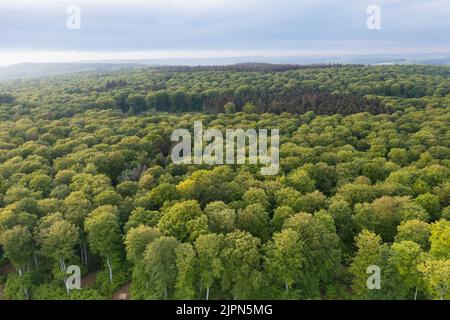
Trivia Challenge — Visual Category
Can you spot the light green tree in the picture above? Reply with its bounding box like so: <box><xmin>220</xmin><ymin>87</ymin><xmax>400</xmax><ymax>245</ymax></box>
<box><xmin>418</xmin><ymin>259</ymin><xmax>450</xmax><ymax>300</ymax></box>
<box><xmin>143</xmin><ymin>236</ymin><xmax>179</xmax><ymax>299</ymax></box>
<box><xmin>85</xmin><ymin>205</ymin><xmax>122</xmax><ymax>282</ymax></box>
<box><xmin>264</xmin><ymin>229</ymin><xmax>304</xmax><ymax>295</ymax></box>
<box><xmin>194</xmin><ymin>233</ymin><xmax>224</xmax><ymax>300</ymax></box>
<box><xmin>175</xmin><ymin>243</ymin><xmax>197</xmax><ymax>299</ymax></box>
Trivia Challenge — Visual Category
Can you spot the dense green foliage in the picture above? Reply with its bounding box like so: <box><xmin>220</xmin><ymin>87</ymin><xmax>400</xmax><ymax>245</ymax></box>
<box><xmin>0</xmin><ymin>64</ymin><xmax>449</xmax><ymax>300</ymax></box>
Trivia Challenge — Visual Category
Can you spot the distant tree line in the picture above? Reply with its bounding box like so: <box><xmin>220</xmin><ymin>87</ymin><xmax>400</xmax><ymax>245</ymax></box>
<box><xmin>2</xmin><ymin>64</ymin><xmax>449</xmax><ymax>122</ymax></box>
<box><xmin>151</xmin><ymin>63</ymin><xmax>362</xmax><ymax>73</ymax></box>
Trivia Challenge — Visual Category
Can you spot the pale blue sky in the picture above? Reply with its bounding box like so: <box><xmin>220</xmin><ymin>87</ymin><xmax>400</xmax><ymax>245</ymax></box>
<box><xmin>0</xmin><ymin>0</ymin><xmax>449</xmax><ymax>64</ymax></box>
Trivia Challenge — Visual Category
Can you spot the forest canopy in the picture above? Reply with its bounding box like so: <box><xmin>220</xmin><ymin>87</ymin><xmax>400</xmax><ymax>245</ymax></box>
<box><xmin>0</xmin><ymin>64</ymin><xmax>449</xmax><ymax>300</ymax></box>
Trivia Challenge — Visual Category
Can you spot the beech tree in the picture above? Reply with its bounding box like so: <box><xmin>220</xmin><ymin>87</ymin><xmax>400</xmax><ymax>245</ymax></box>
<box><xmin>85</xmin><ymin>206</ymin><xmax>123</xmax><ymax>282</ymax></box>
<box><xmin>158</xmin><ymin>200</ymin><xmax>208</xmax><ymax>242</ymax></box>
<box><xmin>124</xmin><ymin>225</ymin><xmax>162</xmax><ymax>264</ymax></box>
<box><xmin>194</xmin><ymin>233</ymin><xmax>224</xmax><ymax>300</ymax></box>
<box><xmin>264</xmin><ymin>229</ymin><xmax>304</xmax><ymax>296</ymax></box>
<box><xmin>418</xmin><ymin>259</ymin><xmax>450</xmax><ymax>300</ymax></box>
<box><xmin>124</xmin><ymin>208</ymin><xmax>162</xmax><ymax>232</ymax></box>
<box><xmin>143</xmin><ymin>236</ymin><xmax>179</xmax><ymax>299</ymax></box>
<box><xmin>221</xmin><ymin>231</ymin><xmax>261</xmax><ymax>300</ymax></box>
<box><xmin>286</xmin><ymin>169</ymin><xmax>316</xmax><ymax>194</ymax></box>
<box><xmin>0</xmin><ymin>225</ymin><xmax>33</xmax><ymax>275</ymax></box>
<box><xmin>429</xmin><ymin>219</ymin><xmax>450</xmax><ymax>259</ymax></box>
<box><xmin>395</xmin><ymin>220</ymin><xmax>431</xmax><ymax>250</ymax></box>
<box><xmin>63</xmin><ymin>191</ymin><xmax>92</xmax><ymax>265</ymax></box>
<box><xmin>204</xmin><ymin>202</ymin><xmax>236</xmax><ymax>234</ymax></box>
<box><xmin>284</xmin><ymin>212</ymin><xmax>341</xmax><ymax>299</ymax></box>
<box><xmin>390</xmin><ymin>241</ymin><xmax>424</xmax><ymax>300</ymax></box>
<box><xmin>174</xmin><ymin>243</ymin><xmax>197</xmax><ymax>299</ymax></box>
<box><xmin>237</xmin><ymin>204</ymin><xmax>270</xmax><ymax>241</ymax></box>
<box><xmin>224</xmin><ymin>102</ymin><xmax>236</xmax><ymax>114</ymax></box>
<box><xmin>36</xmin><ymin>214</ymin><xmax>79</xmax><ymax>293</ymax></box>
<box><xmin>127</xmin><ymin>94</ymin><xmax>147</xmax><ymax>114</ymax></box>
<box><xmin>349</xmin><ymin>230</ymin><xmax>384</xmax><ymax>299</ymax></box>
<box><xmin>270</xmin><ymin>206</ymin><xmax>294</xmax><ymax>232</ymax></box>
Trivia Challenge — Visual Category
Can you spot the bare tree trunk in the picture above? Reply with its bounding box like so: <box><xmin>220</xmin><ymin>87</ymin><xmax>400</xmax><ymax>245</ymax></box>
<box><xmin>60</xmin><ymin>258</ymin><xmax>69</xmax><ymax>294</ymax></box>
<box><xmin>18</xmin><ymin>267</ymin><xmax>29</xmax><ymax>300</ymax></box>
<box><xmin>414</xmin><ymin>286</ymin><xmax>418</xmax><ymax>300</ymax></box>
<box><xmin>62</xmin><ymin>259</ymin><xmax>67</xmax><ymax>272</ymax></box>
<box><xmin>106</xmin><ymin>257</ymin><xmax>113</xmax><ymax>283</ymax></box>
<box><xmin>206</xmin><ymin>287</ymin><xmax>210</xmax><ymax>300</ymax></box>
<box><xmin>285</xmin><ymin>282</ymin><xmax>289</xmax><ymax>293</ymax></box>
<box><xmin>64</xmin><ymin>279</ymin><xmax>70</xmax><ymax>294</ymax></box>
<box><xmin>33</xmin><ymin>251</ymin><xmax>39</xmax><ymax>268</ymax></box>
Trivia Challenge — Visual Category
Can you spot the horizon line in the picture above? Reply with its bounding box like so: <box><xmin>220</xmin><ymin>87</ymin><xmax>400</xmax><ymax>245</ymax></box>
<box><xmin>1</xmin><ymin>48</ymin><xmax>450</xmax><ymax>67</ymax></box>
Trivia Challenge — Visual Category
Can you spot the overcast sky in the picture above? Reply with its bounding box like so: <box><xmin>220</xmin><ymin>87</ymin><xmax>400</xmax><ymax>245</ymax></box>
<box><xmin>0</xmin><ymin>0</ymin><xmax>449</xmax><ymax>65</ymax></box>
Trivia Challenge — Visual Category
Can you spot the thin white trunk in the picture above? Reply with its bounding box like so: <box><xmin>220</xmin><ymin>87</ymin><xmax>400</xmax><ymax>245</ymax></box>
<box><xmin>18</xmin><ymin>268</ymin><xmax>29</xmax><ymax>300</ymax></box>
<box><xmin>63</xmin><ymin>277</ymin><xmax>70</xmax><ymax>294</ymax></box>
<box><xmin>106</xmin><ymin>257</ymin><xmax>113</xmax><ymax>282</ymax></box>
<box><xmin>33</xmin><ymin>252</ymin><xmax>39</xmax><ymax>268</ymax></box>
<box><xmin>285</xmin><ymin>282</ymin><xmax>289</xmax><ymax>293</ymax></box>
<box><xmin>206</xmin><ymin>287</ymin><xmax>210</xmax><ymax>300</ymax></box>
<box><xmin>414</xmin><ymin>286</ymin><xmax>418</xmax><ymax>300</ymax></box>
<box><xmin>60</xmin><ymin>258</ymin><xmax>70</xmax><ymax>294</ymax></box>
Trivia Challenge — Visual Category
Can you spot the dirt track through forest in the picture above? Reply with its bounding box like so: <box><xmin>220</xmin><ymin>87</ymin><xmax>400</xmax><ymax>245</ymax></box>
<box><xmin>112</xmin><ymin>283</ymin><xmax>130</xmax><ymax>300</ymax></box>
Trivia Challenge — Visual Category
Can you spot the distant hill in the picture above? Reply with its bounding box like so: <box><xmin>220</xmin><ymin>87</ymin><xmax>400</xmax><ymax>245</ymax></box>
<box><xmin>0</xmin><ymin>63</ymin><xmax>146</xmax><ymax>81</ymax></box>
<box><xmin>1</xmin><ymin>54</ymin><xmax>449</xmax><ymax>82</ymax></box>
<box><xmin>412</xmin><ymin>57</ymin><xmax>450</xmax><ymax>65</ymax></box>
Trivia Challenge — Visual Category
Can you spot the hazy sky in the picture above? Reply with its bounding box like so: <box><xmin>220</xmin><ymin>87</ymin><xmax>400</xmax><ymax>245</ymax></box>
<box><xmin>0</xmin><ymin>0</ymin><xmax>449</xmax><ymax>65</ymax></box>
